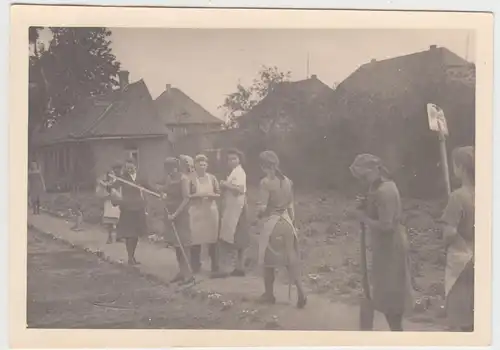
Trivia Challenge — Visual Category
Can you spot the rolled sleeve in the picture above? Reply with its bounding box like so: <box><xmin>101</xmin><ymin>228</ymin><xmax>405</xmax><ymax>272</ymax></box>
<box><xmin>228</xmin><ymin>166</ymin><xmax>247</xmax><ymax>193</ymax></box>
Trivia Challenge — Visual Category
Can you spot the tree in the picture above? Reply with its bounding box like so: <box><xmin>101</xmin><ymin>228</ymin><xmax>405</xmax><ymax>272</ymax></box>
<box><xmin>43</xmin><ymin>27</ymin><xmax>121</xmax><ymax>118</ymax></box>
<box><xmin>29</xmin><ymin>27</ymin><xmax>121</xmax><ymax>148</ymax></box>
<box><xmin>220</xmin><ymin>65</ymin><xmax>291</xmax><ymax>128</ymax></box>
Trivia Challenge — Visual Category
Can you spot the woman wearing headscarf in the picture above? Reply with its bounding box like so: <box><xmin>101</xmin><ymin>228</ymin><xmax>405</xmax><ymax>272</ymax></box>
<box><xmin>219</xmin><ymin>148</ymin><xmax>250</xmax><ymax>276</ymax></box>
<box><xmin>255</xmin><ymin>150</ymin><xmax>307</xmax><ymax>308</ymax></box>
<box><xmin>188</xmin><ymin>154</ymin><xmax>226</xmax><ymax>278</ymax></box>
<box><xmin>157</xmin><ymin>155</ymin><xmax>194</xmax><ymax>285</ymax></box>
<box><xmin>348</xmin><ymin>153</ymin><xmax>414</xmax><ymax>331</ymax></box>
<box><xmin>439</xmin><ymin>146</ymin><xmax>475</xmax><ymax>332</ymax></box>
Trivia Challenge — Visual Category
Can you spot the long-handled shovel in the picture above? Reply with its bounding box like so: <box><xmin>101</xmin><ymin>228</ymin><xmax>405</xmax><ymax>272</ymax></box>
<box><xmin>359</xmin><ymin>221</ymin><xmax>375</xmax><ymax>330</ymax></box>
<box><xmin>164</xmin><ymin>206</ymin><xmax>194</xmax><ymax>277</ymax></box>
<box><xmin>110</xmin><ymin>173</ymin><xmax>194</xmax><ymax>279</ymax></box>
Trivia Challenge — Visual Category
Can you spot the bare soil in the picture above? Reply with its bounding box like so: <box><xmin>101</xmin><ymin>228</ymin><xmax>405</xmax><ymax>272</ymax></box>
<box><xmin>38</xmin><ymin>187</ymin><xmax>448</xmax><ymax>327</ymax></box>
<box><xmin>28</xmin><ymin>229</ymin><xmax>264</xmax><ymax>329</ymax></box>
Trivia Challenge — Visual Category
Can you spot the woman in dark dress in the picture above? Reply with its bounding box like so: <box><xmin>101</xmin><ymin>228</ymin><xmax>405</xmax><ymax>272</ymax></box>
<box><xmin>111</xmin><ymin>158</ymin><xmax>149</xmax><ymax>265</ymax></box>
<box><xmin>158</xmin><ymin>156</ymin><xmax>194</xmax><ymax>285</ymax></box>
<box><xmin>348</xmin><ymin>153</ymin><xmax>414</xmax><ymax>331</ymax></box>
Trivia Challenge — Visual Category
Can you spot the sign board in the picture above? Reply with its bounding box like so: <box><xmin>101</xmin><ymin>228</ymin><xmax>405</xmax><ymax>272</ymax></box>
<box><xmin>427</xmin><ymin>103</ymin><xmax>449</xmax><ymax>136</ymax></box>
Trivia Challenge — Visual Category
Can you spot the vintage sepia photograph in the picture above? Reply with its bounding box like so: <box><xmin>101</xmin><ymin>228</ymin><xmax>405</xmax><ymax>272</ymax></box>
<box><xmin>10</xmin><ymin>5</ymin><xmax>493</xmax><ymax>348</ymax></box>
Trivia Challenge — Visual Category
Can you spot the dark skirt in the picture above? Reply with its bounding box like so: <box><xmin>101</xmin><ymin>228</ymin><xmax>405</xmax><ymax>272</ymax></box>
<box><xmin>116</xmin><ymin>209</ymin><xmax>148</xmax><ymax>239</ymax></box>
<box><xmin>163</xmin><ymin>208</ymin><xmax>191</xmax><ymax>247</ymax></box>
<box><xmin>233</xmin><ymin>204</ymin><xmax>250</xmax><ymax>250</ymax></box>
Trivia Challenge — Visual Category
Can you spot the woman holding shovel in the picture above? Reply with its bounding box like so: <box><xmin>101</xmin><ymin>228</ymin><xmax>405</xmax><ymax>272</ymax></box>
<box><xmin>439</xmin><ymin>146</ymin><xmax>475</xmax><ymax>332</ymax></box>
<box><xmin>158</xmin><ymin>156</ymin><xmax>195</xmax><ymax>285</ymax></box>
<box><xmin>348</xmin><ymin>154</ymin><xmax>413</xmax><ymax>331</ymax></box>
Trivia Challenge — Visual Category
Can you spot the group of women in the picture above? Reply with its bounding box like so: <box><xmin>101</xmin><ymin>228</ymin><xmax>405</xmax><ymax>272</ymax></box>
<box><xmin>99</xmin><ymin>144</ymin><xmax>475</xmax><ymax>331</ymax></box>
<box><xmin>156</xmin><ymin>149</ymin><xmax>307</xmax><ymax>308</ymax></box>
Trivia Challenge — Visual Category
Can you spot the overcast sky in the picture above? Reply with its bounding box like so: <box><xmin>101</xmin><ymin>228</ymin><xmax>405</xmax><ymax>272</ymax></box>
<box><xmin>39</xmin><ymin>28</ymin><xmax>475</xmax><ymax>120</ymax></box>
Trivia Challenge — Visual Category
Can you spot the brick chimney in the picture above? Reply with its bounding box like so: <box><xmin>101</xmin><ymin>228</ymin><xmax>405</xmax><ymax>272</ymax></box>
<box><xmin>118</xmin><ymin>70</ymin><xmax>130</xmax><ymax>90</ymax></box>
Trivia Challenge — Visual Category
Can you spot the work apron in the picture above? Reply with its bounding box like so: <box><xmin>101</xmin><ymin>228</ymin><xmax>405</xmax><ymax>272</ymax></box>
<box><xmin>257</xmin><ymin>210</ymin><xmax>298</xmax><ymax>267</ymax></box>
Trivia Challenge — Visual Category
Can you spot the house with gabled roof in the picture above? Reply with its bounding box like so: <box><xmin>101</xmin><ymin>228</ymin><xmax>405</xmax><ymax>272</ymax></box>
<box><xmin>328</xmin><ymin>45</ymin><xmax>475</xmax><ymax>198</ymax></box>
<box><xmin>222</xmin><ymin>74</ymin><xmax>335</xmax><ymax>183</ymax></box>
<box><xmin>237</xmin><ymin>74</ymin><xmax>334</xmax><ymax>133</ymax></box>
<box><xmin>154</xmin><ymin>84</ymin><xmax>223</xmax><ymax>147</ymax></box>
<box><xmin>32</xmin><ymin>71</ymin><xmax>173</xmax><ymax>192</ymax></box>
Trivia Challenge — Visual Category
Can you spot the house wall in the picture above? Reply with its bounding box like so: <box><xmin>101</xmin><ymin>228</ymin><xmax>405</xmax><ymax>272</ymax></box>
<box><xmin>91</xmin><ymin>136</ymin><xmax>172</xmax><ymax>186</ymax></box>
<box><xmin>34</xmin><ymin>142</ymin><xmax>96</xmax><ymax>192</ymax></box>
<box><xmin>168</xmin><ymin>123</ymin><xmax>222</xmax><ymax>144</ymax></box>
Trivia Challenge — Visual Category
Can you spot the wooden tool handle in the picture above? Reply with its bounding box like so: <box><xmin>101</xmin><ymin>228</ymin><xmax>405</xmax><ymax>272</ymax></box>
<box><xmin>109</xmin><ymin>174</ymin><xmax>161</xmax><ymax>198</ymax></box>
<box><xmin>360</xmin><ymin>222</ymin><xmax>371</xmax><ymax>300</ymax></box>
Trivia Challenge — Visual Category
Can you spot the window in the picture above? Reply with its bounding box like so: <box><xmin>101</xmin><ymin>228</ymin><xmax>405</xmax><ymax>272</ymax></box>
<box><xmin>124</xmin><ymin>141</ymin><xmax>139</xmax><ymax>169</ymax></box>
<box><xmin>126</xmin><ymin>149</ymin><xmax>138</xmax><ymax>164</ymax></box>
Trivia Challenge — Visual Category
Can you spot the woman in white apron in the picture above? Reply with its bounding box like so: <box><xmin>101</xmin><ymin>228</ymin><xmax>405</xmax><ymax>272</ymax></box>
<box><xmin>255</xmin><ymin>150</ymin><xmax>307</xmax><ymax>308</ymax></box>
<box><xmin>219</xmin><ymin>149</ymin><xmax>250</xmax><ymax>276</ymax></box>
<box><xmin>439</xmin><ymin>146</ymin><xmax>475</xmax><ymax>332</ymax></box>
<box><xmin>189</xmin><ymin>154</ymin><xmax>226</xmax><ymax>278</ymax></box>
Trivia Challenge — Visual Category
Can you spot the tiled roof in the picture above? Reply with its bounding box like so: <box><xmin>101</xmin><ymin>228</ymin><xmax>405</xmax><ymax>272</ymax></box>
<box><xmin>337</xmin><ymin>46</ymin><xmax>472</xmax><ymax>94</ymax></box>
<box><xmin>33</xmin><ymin>79</ymin><xmax>170</xmax><ymax>146</ymax></box>
<box><xmin>239</xmin><ymin>76</ymin><xmax>334</xmax><ymax>123</ymax></box>
<box><xmin>155</xmin><ymin>87</ymin><xmax>223</xmax><ymax>125</ymax></box>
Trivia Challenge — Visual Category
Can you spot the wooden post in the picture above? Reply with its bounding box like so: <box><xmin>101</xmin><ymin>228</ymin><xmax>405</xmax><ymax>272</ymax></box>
<box><xmin>438</xmin><ymin>132</ymin><xmax>451</xmax><ymax>196</ymax></box>
<box><xmin>427</xmin><ymin>103</ymin><xmax>451</xmax><ymax>197</ymax></box>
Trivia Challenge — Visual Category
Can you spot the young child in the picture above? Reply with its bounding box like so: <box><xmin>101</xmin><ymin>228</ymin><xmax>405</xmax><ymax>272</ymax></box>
<box><xmin>97</xmin><ymin>163</ymin><xmax>122</xmax><ymax>243</ymax></box>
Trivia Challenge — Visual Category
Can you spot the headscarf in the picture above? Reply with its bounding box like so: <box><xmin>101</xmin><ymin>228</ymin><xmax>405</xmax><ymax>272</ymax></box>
<box><xmin>349</xmin><ymin>153</ymin><xmax>390</xmax><ymax>180</ymax></box>
<box><xmin>178</xmin><ymin>155</ymin><xmax>194</xmax><ymax>173</ymax></box>
<box><xmin>452</xmin><ymin>146</ymin><xmax>475</xmax><ymax>184</ymax></box>
<box><xmin>259</xmin><ymin>150</ymin><xmax>285</xmax><ymax>180</ymax></box>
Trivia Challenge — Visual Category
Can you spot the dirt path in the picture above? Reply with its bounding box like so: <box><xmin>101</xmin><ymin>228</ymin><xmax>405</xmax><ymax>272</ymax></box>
<box><xmin>27</xmin><ymin>229</ymin><xmax>258</xmax><ymax>329</ymax></box>
<box><xmin>28</xmin><ymin>212</ymin><xmax>445</xmax><ymax>331</ymax></box>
